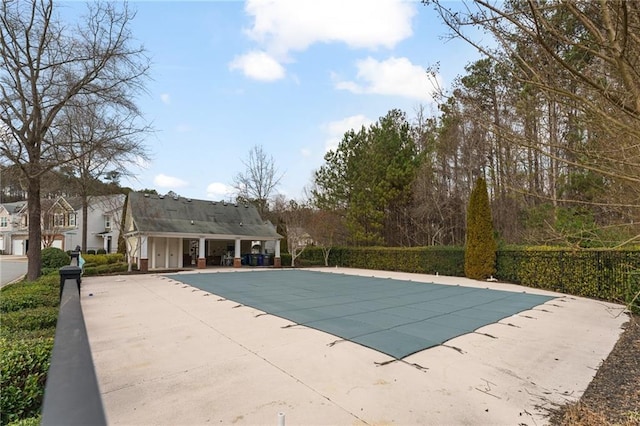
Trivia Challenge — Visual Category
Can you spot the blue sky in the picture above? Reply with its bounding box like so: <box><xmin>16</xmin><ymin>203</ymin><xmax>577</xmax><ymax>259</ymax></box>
<box><xmin>107</xmin><ymin>1</ymin><xmax>481</xmax><ymax>201</ymax></box>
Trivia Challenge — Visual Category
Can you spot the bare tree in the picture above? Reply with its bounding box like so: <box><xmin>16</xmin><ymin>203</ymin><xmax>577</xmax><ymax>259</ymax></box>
<box><xmin>306</xmin><ymin>208</ymin><xmax>346</xmax><ymax>266</ymax></box>
<box><xmin>278</xmin><ymin>199</ymin><xmax>312</xmax><ymax>267</ymax></box>
<box><xmin>233</xmin><ymin>145</ymin><xmax>283</xmax><ymax>217</ymax></box>
<box><xmin>57</xmin><ymin>100</ymin><xmax>150</xmax><ymax>251</ymax></box>
<box><xmin>0</xmin><ymin>0</ymin><xmax>150</xmax><ymax>280</ymax></box>
<box><xmin>426</xmin><ymin>0</ymin><xmax>640</xmax><ymax>245</ymax></box>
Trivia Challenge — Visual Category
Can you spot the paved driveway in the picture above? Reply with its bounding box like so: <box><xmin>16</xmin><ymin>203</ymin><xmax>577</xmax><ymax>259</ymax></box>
<box><xmin>82</xmin><ymin>268</ymin><xmax>628</xmax><ymax>425</ymax></box>
<box><xmin>0</xmin><ymin>256</ymin><xmax>28</xmax><ymax>287</ymax></box>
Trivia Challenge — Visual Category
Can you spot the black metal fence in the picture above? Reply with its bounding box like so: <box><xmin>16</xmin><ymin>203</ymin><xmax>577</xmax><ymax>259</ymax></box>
<box><xmin>299</xmin><ymin>246</ymin><xmax>639</xmax><ymax>309</ymax></box>
<box><xmin>40</xmin><ymin>253</ymin><xmax>106</xmax><ymax>426</ymax></box>
<box><xmin>496</xmin><ymin>249</ymin><xmax>640</xmax><ymax>307</ymax></box>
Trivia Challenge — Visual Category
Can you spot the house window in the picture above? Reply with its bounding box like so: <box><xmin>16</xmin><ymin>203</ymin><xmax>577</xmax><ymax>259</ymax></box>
<box><xmin>0</xmin><ymin>217</ymin><xmax>7</xmax><ymax>227</ymax></box>
<box><xmin>54</xmin><ymin>213</ymin><xmax>65</xmax><ymax>227</ymax></box>
<box><xmin>104</xmin><ymin>215</ymin><xmax>111</xmax><ymax>230</ymax></box>
<box><xmin>69</xmin><ymin>213</ymin><xmax>76</xmax><ymax>227</ymax></box>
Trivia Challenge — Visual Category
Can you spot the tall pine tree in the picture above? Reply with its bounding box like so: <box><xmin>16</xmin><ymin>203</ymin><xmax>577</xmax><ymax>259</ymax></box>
<box><xmin>465</xmin><ymin>177</ymin><xmax>497</xmax><ymax>279</ymax></box>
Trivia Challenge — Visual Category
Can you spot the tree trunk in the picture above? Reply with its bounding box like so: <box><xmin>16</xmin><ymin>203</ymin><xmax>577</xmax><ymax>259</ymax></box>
<box><xmin>27</xmin><ymin>177</ymin><xmax>42</xmax><ymax>281</ymax></box>
<box><xmin>82</xmin><ymin>194</ymin><xmax>88</xmax><ymax>251</ymax></box>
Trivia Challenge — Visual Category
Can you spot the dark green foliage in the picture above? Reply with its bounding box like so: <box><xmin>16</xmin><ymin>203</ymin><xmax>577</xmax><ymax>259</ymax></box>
<box><xmin>0</xmin><ymin>274</ymin><xmax>59</xmax><ymax>425</ymax></box>
<box><xmin>313</xmin><ymin>109</ymin><xmax>421</xmax><ymax>246</ymax></box>
<box><xmin>82</xmin><ymin>262</ymin><xmax>129</xmax><ymax>276</ymax></box>
<box><xmin>1</xmin><ymin>308</ymin><xmax>59</xmax><ymax>334</ymax></box>
<box><xmin>496</xmin><ymin>248</ymin><xmax>640</xmax><ymax>312</ymax></box>
<box><xmin>464</xmin><ymin>177</ymin><xmax>497</xmax><ymax>279</ymax></box>
<box><xmin>6</xmin><ymin>415</ymin><xmax>41</xmax><ymax>426</ymax></box>
<box><xmin>299</xmin><ymin>246</ymin><xmax>465</xmax><ymax>276</ymax></box>
<box><xmin>96</xmin><ymin>249</ymin><xmax>107</xmax><ymax>255</ymax></box>
<box><xmin>299</xmin><ymin>245</ymin><xmax>639</xmax><ymax>310</ymax></box>
<box><xmin>0</xmin><ymin>275</ymin><xmax>59</xmax><ymax>314</ymax></box>
<box><xmin>0</xmin><ymin>338</ymin><xmax>54</xmax><ymax>425</ymax></box>
<box><xmin>117</xmin><ymin>194</ymin><xmax>128</xmax><ymax>254</ymax></box>
<box><xmin>276</xmin><ymin>222</ymin><xmax>288</xmax><ymax>254</ymax></box>
<box><xmin>86</xmin><ymin>249</ymin><xmax>96</xmax><ymax>255</ymax></box>
<box><xmin>81</xmin><ymin>253</ymin><xmax>124</xmax><ymax>266</ymax></box>
<box><xmin>40</xmin><ymin>247</ymin><xmax>70</xmax><ymax>270</ymax></box>
<box><xmin>280</xmin><ymin>253</ymin><xmax>292</xmax><ymax>267</ymax></box>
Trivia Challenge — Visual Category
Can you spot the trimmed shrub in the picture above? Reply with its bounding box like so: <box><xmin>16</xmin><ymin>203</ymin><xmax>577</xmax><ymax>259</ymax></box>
<box><xmin>7</xmin><ymin>415</ymin><xmax>41</xmax><ymax>426</ymax></box>
<box><xmin>465</xmin><ymin>177</ymin><xmax>497</xmax><ymax>280</ymax></box>
<box><xmin>0</xmin><ymin>337</ymin><xmax>54</xmax><ymax>425</ymax></box>
<box><xmin>1</xmin><ymin>307</ymin><xmax>59</xmax><ymax>334</ymax></box>
<box><xmin>298</xmin><ymin>246</ymin><xmax>466</xmax><ymax>276</ymax></box>
<box><xmin>496</xmin><ymin>247</ymin><xmax>640</xmax><ymax>311</ymax></box>
<box><xmin>81</xmin><ymin>253</ymin><xmax>124</xmax><ymax>267</ymax></box>
<box><xmin>40</xmin><ymin>247</ymin><xmax>70</xmax><ymax>270</ymax></box>
<box><xmin>96</xmin><ymin>249</ymin><xmax>107</xmax><ymax>255</ymax></box>
<box><xmin>280</xmin><ymin>253</ymin><xmax>292</xmax><ymax>267</ymax></box>
<box><xmin>0</xmin><ymin>276</ymin><xmax>59</xmax><ymax>314</ymax></box>
<box><xmin>86</xmin><ymin>249</ymin><xmax>96</xmax><ymax>255</ymax></box>
<box><xmin>82</xmin><ymin>262</ymin><xmax>129</xmax><ymax>276</ymax></box>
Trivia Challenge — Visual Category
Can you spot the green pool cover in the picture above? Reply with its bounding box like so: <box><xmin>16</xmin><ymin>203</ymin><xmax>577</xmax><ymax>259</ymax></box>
<box><xmin>165</xmin><ymin>270</ymin><xmax>554</xmax><ymax>359</ymax></box>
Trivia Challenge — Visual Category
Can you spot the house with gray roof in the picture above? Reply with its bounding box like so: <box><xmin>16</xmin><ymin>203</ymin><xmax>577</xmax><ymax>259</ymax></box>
<box><xmin>123</xmin><ymin>192</ymin><xmax>282</xmax><ymax>271</ymax></box>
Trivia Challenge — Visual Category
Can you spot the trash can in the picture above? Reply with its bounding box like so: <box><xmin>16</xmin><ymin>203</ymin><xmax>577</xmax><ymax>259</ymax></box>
<box><xmin>263</xmin><ymin>254</ymin><xmax>270</xmax><ymax>266</ymax></box>
<box><xmin>250</xmin><ymin>254</ymin><xmax>258</xmax><ymax>266</ymax></box>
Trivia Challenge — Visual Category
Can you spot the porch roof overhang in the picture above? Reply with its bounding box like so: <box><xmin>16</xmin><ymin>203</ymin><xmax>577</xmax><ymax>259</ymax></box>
<box><xmin>124</xmin><ymin>230</ymin><xmax>281</xmax><ymax>241</ymax></box>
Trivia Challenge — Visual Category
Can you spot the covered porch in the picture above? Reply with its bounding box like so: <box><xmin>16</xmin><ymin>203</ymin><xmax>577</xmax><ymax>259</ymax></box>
<box><xmin>128</xmin><ymin>233</ymin><xmax>281</xmax><ymax>272</ymax></box>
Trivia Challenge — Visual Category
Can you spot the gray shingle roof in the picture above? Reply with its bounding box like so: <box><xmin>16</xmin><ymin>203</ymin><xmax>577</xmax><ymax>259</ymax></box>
<box><xmin>128</xmin><ymin>192</ymin><xmax>281</xmax><ymax>239</ymax></box>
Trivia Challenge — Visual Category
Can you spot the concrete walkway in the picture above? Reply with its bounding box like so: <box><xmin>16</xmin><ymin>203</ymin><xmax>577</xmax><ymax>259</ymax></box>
<box><xmin>82</xmin><ymin>268</ymin><xmax>628</xmax><ymax>425</ymax></box>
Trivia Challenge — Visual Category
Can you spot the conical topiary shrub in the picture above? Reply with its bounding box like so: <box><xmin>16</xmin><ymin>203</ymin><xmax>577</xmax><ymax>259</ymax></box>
<box><xmin>465</xmin><ymin>176</ymin><xmax>497</xmax><ymax>279</ymax></box>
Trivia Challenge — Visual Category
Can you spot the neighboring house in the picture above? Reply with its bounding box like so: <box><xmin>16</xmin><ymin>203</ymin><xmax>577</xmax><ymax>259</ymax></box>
<box><xmin>0</xmin><ymin>194</ymin><xmax>125</xmax><ymax>255</ymax></box>
<box><xmin>123</xmin><ymin>192</ymin><xmax>282</xmax><ymax>271</ymax></box>
<box><xmin>65</xmin><ymin>194</ymin><xmax>125</xmax><ymax>254</ymax></box>
<box><xmin>0</xmin><ymin>201</ymin><xmax>27</xmax><ymax>255</ymax></box>
<box><xmin>41</xmin><ymin>197</ymin><xmax>77</xmax><ymax>249</ymax></box>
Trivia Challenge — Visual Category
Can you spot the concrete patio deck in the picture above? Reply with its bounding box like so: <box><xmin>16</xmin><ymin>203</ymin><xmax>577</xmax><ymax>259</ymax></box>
<box><xmin>82</xmin><ymin>267</ymin><xmax>628</xmax><ymax>425</ymax></box>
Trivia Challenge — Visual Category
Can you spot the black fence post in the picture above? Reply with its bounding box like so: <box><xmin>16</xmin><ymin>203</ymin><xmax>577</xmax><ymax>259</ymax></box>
<box><xmin>59</xmin><ymin>265</ymin><xmax>82</xmax><ymax>299</ymax></box>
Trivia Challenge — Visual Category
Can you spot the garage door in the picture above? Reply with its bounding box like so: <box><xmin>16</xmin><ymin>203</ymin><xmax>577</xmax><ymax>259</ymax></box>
<box><xmin>12</xmin><ymin>239</ymin><xmax>25</xmax><ymax>255</ymax></box>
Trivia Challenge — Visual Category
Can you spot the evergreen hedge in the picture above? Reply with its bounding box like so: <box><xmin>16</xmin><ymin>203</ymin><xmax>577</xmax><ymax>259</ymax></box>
<box><xmin>298</xmin><ymin>246</ymin><xmax>465</xmax><ymax>276</ymax></box>
<box><xmin>0</xmin><ymin>275</ymin><xmax>59</xmax><ymax>425</ymax></box>
<box><xmin>297</xmin><ymin>246</ymin><xmax>639</xmax><ymax>310</ymax></box>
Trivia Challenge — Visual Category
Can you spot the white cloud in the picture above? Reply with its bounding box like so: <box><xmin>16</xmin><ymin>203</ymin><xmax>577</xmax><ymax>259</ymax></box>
<box><xmin>206</xmin><ymin>182</ymin><xmax>234</xmax><ymax>200</ymax></box>
<box><xmin>244</xmin><ymin>0</ymin><xmax>415</xmax><ymax>56</ymax></box>
<box><xmin>234</xmin><ymin>0</ymin><xmax>416</xmax><ymax>81</ymax></box>
<box><xmin>160</xmin><ymin>93</ymin><xmax>171</xmax><ymax>105</ymax></box>
<box><xmin>154</xmin><ymin>174</ymin><xmax>188</xmax><ymax>189</ymax></box>
<box><xmin>229</xmin><ymin>51</ymin><xmax>285</xmax><ymax>81</ymax></box>
<box><xmin>334</xmin><ymin>56</ymin><xmax>441</xmax><ymax>101</ymax></box>
<box><xmin>323</xmin><ymin>114</ymin><xmax>373</xmax><ymax>152</ymax></box>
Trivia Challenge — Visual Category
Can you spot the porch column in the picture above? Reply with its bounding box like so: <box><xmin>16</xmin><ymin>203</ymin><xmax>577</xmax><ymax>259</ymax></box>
<box><xmin>165</xmin><ymin>237</ymin><xmax>170</xmax><ymax>269</ymax></box>
<box><xmin>151</xmin><ymin>237</ymin><xmax>157</xmax><ymax>270</ymax></box>
<box><xmin>233</xmin><ymin>238</ymin><xmax>242</xmax><ymax>268</ymax></box>
<box><xmin>178</xmin><ymin>238</ymin><xmax>183</xmax><ymax>268</ymax></box>
<box><xmin>274</xmin><ymin>239</ymin><xmax>281</xmax><ymax>268</ymax></box>
<box><xmin>139</xmin><ymin>235</ymin><xmax>149</xmax><ymax>272</ymax></box>
<box><xmin>197</xmin><ymin>237</ymin><xmax>206</xmax><ymax>269</ymax></box>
